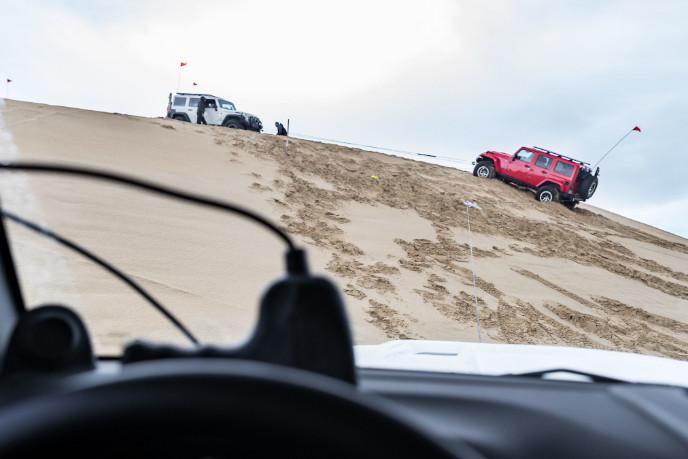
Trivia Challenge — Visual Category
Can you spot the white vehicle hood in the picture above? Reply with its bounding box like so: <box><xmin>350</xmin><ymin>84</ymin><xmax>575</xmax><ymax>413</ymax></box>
<box><xmin>237</xmin><ymin>111</ymin><xmax>258</xmax><ymax>119</ymax></box>
<box><xmin>355</xmin><ymin>340</ymin><xmax>688</xmax><ymax>388</ymax></box>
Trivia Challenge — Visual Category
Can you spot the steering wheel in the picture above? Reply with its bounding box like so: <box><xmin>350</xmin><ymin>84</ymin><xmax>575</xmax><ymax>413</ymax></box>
<box><xmin>0</xmin><ymin>359</ymin><xmax>469</xmax><ymax>458</ymax></box>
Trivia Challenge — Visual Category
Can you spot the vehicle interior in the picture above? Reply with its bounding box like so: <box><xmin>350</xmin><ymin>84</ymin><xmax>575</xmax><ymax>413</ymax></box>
<box><xmin>1</xmin><ymin>163</ymin><xmax>687</xmax><ymax>458</ymax></box>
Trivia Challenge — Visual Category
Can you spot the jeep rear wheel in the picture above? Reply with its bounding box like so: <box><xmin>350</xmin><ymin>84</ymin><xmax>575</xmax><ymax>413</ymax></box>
<box><xmin>173</xmin><ymin>115</ymin><xmax>188</xmax><ymax>122</ymax></box>
<box><xmin>473</xmin><ymin>162</ymin><xmax>495</xmax><ymax>179</ymax></box>
<box><xmin>579</xmin><ymin>176</ymin><xmax>598</xmax><ymax>199</ymax></box>
<box><xmin>224</xmin><ymin>119</ymin><xmax>244</xmax><ymax>129</ymax></box>
<box><xmin>536</xmin><ymin>185</ymin><xmax>559</xmax><ymax>202</ymax></box>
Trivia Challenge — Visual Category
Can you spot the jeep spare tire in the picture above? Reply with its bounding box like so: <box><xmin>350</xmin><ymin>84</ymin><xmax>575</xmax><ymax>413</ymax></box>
<box><xmin>224</xmin><ymin>119</ymin><xmax>244</xmax><ymax>129</ymax></box>
<box><xmin>474</xmin><ymin>162</ymin><xmax>496</xmax><ymax>179</ymax></box>
<box><xmin>579</xmin><ymin>176</ymin><xmax>598</xmax><ymax>199</ymax></box>
<box><xmin>536</xmin><ymin>185</ymin><xmax>559</xmax><ymax>202</ymax></box>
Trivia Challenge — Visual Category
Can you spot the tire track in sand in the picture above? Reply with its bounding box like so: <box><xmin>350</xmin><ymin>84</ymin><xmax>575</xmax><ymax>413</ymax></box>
<box><xmin>513</xmin><ymin>268</ymin><xmax>688</xmax><ymax>360</ymax></box>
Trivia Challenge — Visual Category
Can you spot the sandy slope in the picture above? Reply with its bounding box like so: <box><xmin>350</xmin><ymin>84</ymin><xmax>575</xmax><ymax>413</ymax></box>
<box><xmin>2</xmin><ymin>99</ymin><xmax>687</xmax><ymax>359</ymax></box>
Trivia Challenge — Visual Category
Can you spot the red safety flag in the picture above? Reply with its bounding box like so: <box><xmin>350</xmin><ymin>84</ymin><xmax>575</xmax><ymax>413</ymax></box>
<box><xmin>6</xmin><ymin>79</ymin><xmax>11</xmax><ymax>83</ymax></box>
<box><xmin>193</xmin><ymin>82</ymin><xmax>197</xmax><ymax>86</ymax></box>
<box><xmin>180</xmin><ymin>62</ymin><xmax>187</xmax><ymax>67</ymax></box>
<box><xmin>633</xmin><ymin>126</ymin><xmax>641</xmax><ymax>132</ymax></box>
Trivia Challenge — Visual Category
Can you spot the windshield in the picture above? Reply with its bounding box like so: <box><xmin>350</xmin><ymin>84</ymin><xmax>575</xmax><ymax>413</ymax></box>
<box><xmin>218</xmin><ymin>99</ymin><xmax>236</xmax><ymax>111</ymax></box>
<box><xmin>1</xmin><ymin>3</ymin><xmax>687</xmax><ymax>382</ymax></box>
<box><xmin>514</xmin><ymin>149</ymin><xmax>534</xmax><ymax>162</ymax></box>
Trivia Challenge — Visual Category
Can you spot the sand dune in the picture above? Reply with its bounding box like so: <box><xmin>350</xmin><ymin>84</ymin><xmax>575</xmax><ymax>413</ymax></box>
<box><xmin>2</xmin><ymin>99</ymin><xmax>687</xmax><ymax>359</ymax></box>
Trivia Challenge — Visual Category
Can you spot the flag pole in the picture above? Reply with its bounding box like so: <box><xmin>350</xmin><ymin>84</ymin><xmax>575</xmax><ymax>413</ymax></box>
<box><xmin>177</xmin><ymin>62</ymin><xmax>187</xmax><ymax>92</ymax></box>
<box><xmin>592</xmin><ymin>127</ymin><xmax>641</xmax><ymax>170</ymax></box>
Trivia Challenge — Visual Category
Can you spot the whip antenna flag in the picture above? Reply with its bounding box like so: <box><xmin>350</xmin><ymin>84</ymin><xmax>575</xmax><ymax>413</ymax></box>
<box><xmin>593</xmin><ymin>126</ymin><xmax>641</xmax><ymax>170</ymax></box>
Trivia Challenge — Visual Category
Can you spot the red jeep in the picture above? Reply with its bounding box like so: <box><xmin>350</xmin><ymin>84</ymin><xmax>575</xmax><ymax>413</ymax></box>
<box><xmin>473</xmin><ymin>146</ymin><xmax>599</xmax><ymax>208</ymax></box>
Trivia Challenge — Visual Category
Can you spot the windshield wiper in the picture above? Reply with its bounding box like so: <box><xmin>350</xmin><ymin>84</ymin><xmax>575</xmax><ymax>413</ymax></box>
<box><xmin>505</xmin><ymin>368</ymin><xmax>627</xmax><ymax>383</ymax></box>
<box><xmin>0</xmin><ymin>162</ymin><xmax>296</xmax><ymax>250</ymax></box>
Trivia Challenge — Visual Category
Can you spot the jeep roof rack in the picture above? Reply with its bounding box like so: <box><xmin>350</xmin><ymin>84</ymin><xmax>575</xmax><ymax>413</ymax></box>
<box><xmin>532</xmin><ymin>146</ymin><xmax>590</xmax><ymax>166</ymax></box>
<box><xmin>174</xmin><ymin>93</ymin><xmax>219</xmax><ymax>97</ymax></box>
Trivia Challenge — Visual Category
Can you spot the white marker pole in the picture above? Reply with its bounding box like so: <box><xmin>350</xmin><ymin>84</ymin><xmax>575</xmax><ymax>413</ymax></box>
<box><xmin>285</xmin><ymin>118</ymin><xmax>290</xmax><ymax>156</ymax></box>
<box><xmin>464</xmin><ymin>201</ymin><xmax>483</xmax><ymax>343</ymax></box>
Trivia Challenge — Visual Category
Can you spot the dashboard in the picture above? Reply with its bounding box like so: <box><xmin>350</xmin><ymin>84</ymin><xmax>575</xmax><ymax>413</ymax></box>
<box><xmin>359</xmin><ymin>367</ymin><xmax>688</xmax><ymax>458</ymax></box>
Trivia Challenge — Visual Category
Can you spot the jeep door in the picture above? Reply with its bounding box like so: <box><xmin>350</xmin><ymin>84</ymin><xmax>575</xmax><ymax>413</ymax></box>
<box><xmin>187</xmin><ymin>97</ymin><xmax>200</xmax><ymax>123</ymax></box>
<box><xmin>528</xmin><ymin>154</ymin><xmax>554</xmax><ymax>186</ymax></box>
<box><xmin>203</xmin><ymin>98</ymin><xmax>220</xmax><ymax>125</ymax></box>
<box><xmin>171</xmin><ymin>96</ymin><xmax>195</xmax><ymax>122</ymax></box>
<box><xmin>505</xmin><ymin>148</ymin><xmax>535</xmax><ymax>183</ymax></box>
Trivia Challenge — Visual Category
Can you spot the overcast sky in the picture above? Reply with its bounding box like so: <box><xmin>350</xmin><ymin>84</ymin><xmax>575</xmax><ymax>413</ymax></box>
<box><xmin>1</xmin><ymin>0</ymin><xmax>687</xmax><ymax>238</ymax></box>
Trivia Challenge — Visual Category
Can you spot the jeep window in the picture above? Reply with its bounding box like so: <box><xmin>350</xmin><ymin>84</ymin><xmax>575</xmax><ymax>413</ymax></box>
<box><xmin>219</xmin><ymin>99</ymin><xmax>236</xmax><ymax>110</ymax></box>
<box><xmin>554</xmin><ymin>161</ymin><xmax>575</xmax><ymax>177</ymax></box>
<box><xmin>205</xmin><ymin>99</ymin><xmax>217</xmax><ymax>109</ymax></box>
<box><xmin>535</xmin><ymin>155</ymin><xmax>553</xmax><ymax>169</ymax></box>
<box><xmin>514</xmin><ymin>150</ymin><xmax>534</xmax><ymax>163</ymax></box>
<box><xmin>173</xmin><ymin>97</ymin><xmax>186</xmax><ymax>107</ymax></box>
<box><xmin>189</xmin><ymin>98</ymin><xmax>200</xmax><ymax>108</ymax></box>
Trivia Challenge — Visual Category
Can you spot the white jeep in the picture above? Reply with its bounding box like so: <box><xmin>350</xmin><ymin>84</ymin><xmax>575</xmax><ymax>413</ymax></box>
<box><xmin>167</xmin><ymin>93</ymin><xmax>263</xmax><ymax>132</ymax></box>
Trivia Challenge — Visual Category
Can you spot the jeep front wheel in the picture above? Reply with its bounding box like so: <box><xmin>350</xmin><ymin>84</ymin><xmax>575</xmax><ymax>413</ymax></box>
<box><xmin>473</xmin><ymin>162</ymin><xmax>495</xmax><ymax>179</ymax></box>
<box><xmin>224</xmin><ymin>119</ymin><xmax>244</xmax><ymax>129</ymax></box>
<box><xmin>536</xmin><ymin>185</ymin><xmax>559</xmax><ymax>202</ymax></box>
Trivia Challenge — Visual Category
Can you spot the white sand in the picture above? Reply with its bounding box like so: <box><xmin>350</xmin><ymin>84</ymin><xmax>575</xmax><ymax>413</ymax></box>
<box><xmin>2</xmin><ymin>99</ymin><xmax>687</xmax><ymax>360</ymax></box>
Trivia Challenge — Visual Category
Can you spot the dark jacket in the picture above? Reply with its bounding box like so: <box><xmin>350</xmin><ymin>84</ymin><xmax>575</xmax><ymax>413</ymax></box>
<box><xmin>276</xmin><ymin>123</ymin><xmax>287</xmax><ymax>136</ymax></box>
<box><xmin>197</xmin><ymin>98</ymin><xmax>206</xmax><ymax>114</ymax></box>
